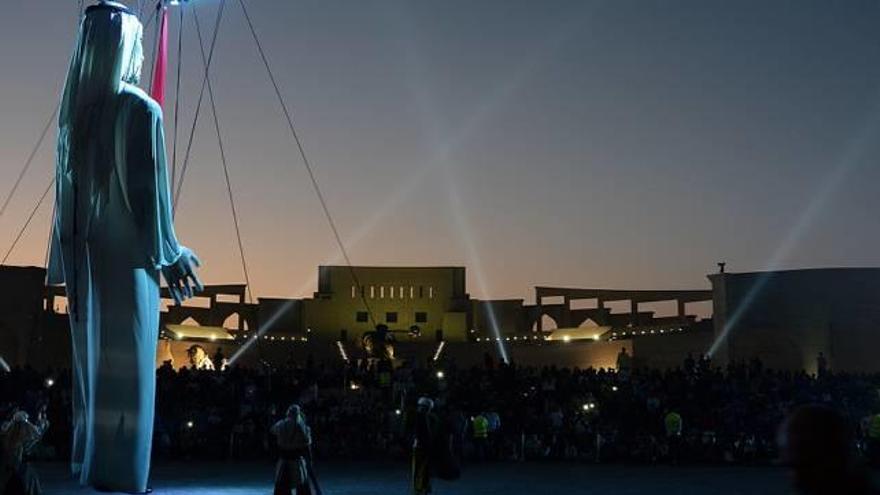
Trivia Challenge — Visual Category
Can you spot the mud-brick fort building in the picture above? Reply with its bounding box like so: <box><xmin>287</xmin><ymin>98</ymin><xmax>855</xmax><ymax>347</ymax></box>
<box><xmin>2</xmin><ymin>264</ymin><xmax>880</xmax><ymax>373</ymax></box>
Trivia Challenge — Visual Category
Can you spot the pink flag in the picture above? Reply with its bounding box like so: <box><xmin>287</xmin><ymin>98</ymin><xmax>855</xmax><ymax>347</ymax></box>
<box><xmin>150</xmin><ymin>7</ymin><xmax>169</xmax><ymax>106</ymax></box>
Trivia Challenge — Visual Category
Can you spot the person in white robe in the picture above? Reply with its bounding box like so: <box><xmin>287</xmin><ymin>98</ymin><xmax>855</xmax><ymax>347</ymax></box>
<box><xmin>271</xmin><ymin>405</ymin><xmax>313</xmax><ymax>495</ymax></box>
<box><xmin>48</xmin><ymin>2</ymin><xmax>202</xmax><ymax>492</ymax></box>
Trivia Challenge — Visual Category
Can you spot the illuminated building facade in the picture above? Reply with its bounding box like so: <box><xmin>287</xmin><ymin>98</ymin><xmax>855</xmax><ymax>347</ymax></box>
<box><xmin>303</xmin><ymin>266</ymin><xmax>472</xmax><ymax>342</ymax></box>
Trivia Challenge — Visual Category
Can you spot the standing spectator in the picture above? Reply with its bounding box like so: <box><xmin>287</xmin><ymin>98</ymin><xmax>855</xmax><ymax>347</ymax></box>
<box><xmin>816</xmin><ymin>353</ymin><xmax>828</xmax><ymax>379</ymax></box>
<box><xmin>1</xmin><ymin>408</ymin><xmax>49</xmax><ymax>495</ymax></box>
<box><xmin>412</xmin><ymin>398</ymin><xmax>438</xmax><ymax>495</ymax></box>
<box><xmin>778</xmin><ymin>405</ymin><xmax>874</xmax><ymax>495</ymax></box>
<box><xmin>472</xmin><ymin>413</ymin><xmax>490</xmax><ymax>462</ymax></box>
<box><xmin>616</xmin><ymin>348</ymin><xmax>632</xmax><ymax>378</ymax></box>
<box><xmin>664</xmin><ymin>408</ymin><xmax>683</xmax><ymax>464</ymax></box>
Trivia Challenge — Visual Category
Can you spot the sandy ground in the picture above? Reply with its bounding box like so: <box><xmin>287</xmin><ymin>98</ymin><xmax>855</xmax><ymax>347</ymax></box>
<box><xmin>37</xmin><ymin>460</ymin><xmax>793</xmax><ymax>495</ymax></box>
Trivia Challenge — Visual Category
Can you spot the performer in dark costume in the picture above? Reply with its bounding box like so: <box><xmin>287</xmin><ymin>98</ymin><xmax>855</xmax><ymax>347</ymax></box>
<box><xmin>412</xmin><ymin>397</ymin><xmax>439</xmax><ymax>495</ymax></box>
<box><xmin>271</xmin><ymin>405</ymin><xmax>313</xmax><ymax>495</ymax></box>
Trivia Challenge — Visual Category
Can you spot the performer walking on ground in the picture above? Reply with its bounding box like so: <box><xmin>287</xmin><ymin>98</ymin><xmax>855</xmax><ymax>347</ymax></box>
<box><xmin>49</xmin><ymin>2</ymin><xmax>202</xmax><ymax>492</ymax></box>
<box><xmin>271</xmin><ymin>404</ymin><xmax>314</xmax><ymax>495</ymax></box>
<box><xmin>412</xmin><ymin>397</ymin><xmax>439</xmax><ymax>495</ymax></box>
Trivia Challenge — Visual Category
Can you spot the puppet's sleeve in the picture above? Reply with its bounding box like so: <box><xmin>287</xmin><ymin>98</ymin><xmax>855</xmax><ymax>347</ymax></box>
<box><xmin>117</xmin><ymin>92</ymin><xmax>182</xmax><ymax>270</ymax></box>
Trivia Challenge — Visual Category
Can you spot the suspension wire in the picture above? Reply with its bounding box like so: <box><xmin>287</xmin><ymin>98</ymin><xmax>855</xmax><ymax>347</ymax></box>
<box><xmin>0</xmin><ymin>105</ymin><xmax>58</xmax><ymax>220</ymax></box>
<box><xmin>170</xmin><ymin>4</ymin><xmax>185</xmax><ymax>189</ymax></box>
<box><xmin>192</xmin><ymin>5</ymin><xmax>254</xmax><ymax>304</ymax></box>
<box><xmin>147</xmin><ymin>4</ymin><xmax>161</xmax><ymax>90</ymax></box>
<box><xmin>143</xmin><ymin>4</ymin><xmax>158</xmax><ymax>32</ymax></box>
<box><xmin>236</xmin><ymin>0</ymin><xmax>376</xmax><ymax>325</ymax></box>
<box><xmin>1</xmin><ymin>178</ymin><xmax>54</xmax><ymax>267</ymax></box>
<box><xmin>43</xmin><ymin>200</ymin><xmax>56</xmax><ymax>271</ymax></box>
<box><xmin>173</xmin><ymin>0</ymin><xmax>226</xmax><ymax>213</ymax></box>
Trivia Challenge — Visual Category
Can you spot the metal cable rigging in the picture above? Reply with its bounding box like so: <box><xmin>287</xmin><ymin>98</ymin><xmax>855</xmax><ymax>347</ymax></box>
<box><xmin>236</xmin><ymin>0</ymin><xmax>377</xmax><ymax>324</ymax></box>
<box><xmin>173</xmin><ymin>0</ymin><xmax>225</xmax><ymax>212</ymax></box>
<box><xmin>0</xmin><ymin>106</ymin><xmax>57</xmax><ymax>220</ymax></box>
<box><xmin>192</xmin><ymin>3</ymin><xmax>254</xmax><ymax>303</ymax></box>
<box><xmin>170</xmin><ymin>5</ymin><xmax>185</xmax><ymax>188</ymax></box>
<box><xmin>3</xmin><ymin>0</ymin><xmax>379</xmax><ymax>326</ymax></box>
<box><xmin>1</xmin><ymin>179</ymin><xmax>54</xmax><ymax>266</ymax></box>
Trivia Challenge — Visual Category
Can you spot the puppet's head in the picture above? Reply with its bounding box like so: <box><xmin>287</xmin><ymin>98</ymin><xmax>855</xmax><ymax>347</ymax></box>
<box><xmin>60</xmin><ymin>2</ymin><xmax>144</xmax><ymax>125</ymax></box>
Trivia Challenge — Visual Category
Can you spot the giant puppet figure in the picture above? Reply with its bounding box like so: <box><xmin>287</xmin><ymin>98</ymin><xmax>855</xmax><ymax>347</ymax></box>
<box><xmin>47</xmin><ymin>2</ymin><xmax>202</xmax><ymax>492</ymax></box>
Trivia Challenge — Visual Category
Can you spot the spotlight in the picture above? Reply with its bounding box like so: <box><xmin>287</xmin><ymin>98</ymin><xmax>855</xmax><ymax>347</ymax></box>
<box><xmin>45</xmin><ymin>378</ymin><xmax>55</xmax><ymax>388</ymax></box>
<box><xmin>563</xmin><ymin>335</ymin><xmax>571</xmax><ymax>343</ymax></box>
<box><xmin>612</xmin><ymin>385</ymin><xmax>618</xmax><ymax>392</ymax></box>
<box><xmin>186</xmin><ymin>421</ymin><xmax>194</xmax><ymax>429</ymax></box>
<box><xmin>436</xmin><ymin>371</ymin><xmax>445</xmax><ymax>379</ymax></box>
<box><xmin>395</xmin><ymin>409</ymin><xmax>402</xmax><ymax>416</ymax></box>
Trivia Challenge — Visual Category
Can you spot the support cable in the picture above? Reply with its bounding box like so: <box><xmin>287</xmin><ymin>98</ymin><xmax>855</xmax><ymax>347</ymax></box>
<box><xmin>0</xmin><ymin>106</ymin><xmax>58</xmax><ymax>220</ymax></box>
<box><xmin>237</xmin><ymin>0</ymin><xmax>376</xmax><ymax>325</ymax></box>
<box><xmin>44</xmin><ymin>201</ymin><xmax>56</xmax><ymax>271</ymax></box>
<box><xmin>171</xmin><ymin>4</ymin><xmax>185</xmax><ymax>189</ymax></box>
<box><xmin>192</xmin><ymin>5</ymin><xmax>254</xmax><ymax>303</ymax></box>
<box><xmin>1</xmin><ymin>178</ymin><xmax>54</xmax><ymax>267</ymax></box>
<box><xmin>173</xmin><ymin>0</ymin><xmax>226</xmax><ymax>213</ymax></box>
<box><xmin>147</xmin><ymin>5</ymin><xmax>161</xmax><ymax>90</ymax></box>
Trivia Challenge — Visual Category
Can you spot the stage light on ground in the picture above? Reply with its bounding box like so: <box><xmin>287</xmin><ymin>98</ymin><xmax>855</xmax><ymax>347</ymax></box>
<box><xmin>45</xmin><ymin>378</ymin><xmax>54</xmax><ymax>388</ymax></box>
<box><xmin>436</xmin><ymin>371</ymin><xmax>445</xmax><ymax>379</ymax></box>
<box><xmin>395</xmin><ymin>409</ymin><xmax>401</xmax><ymax>416</ymax></box>
<box><xmin>612</xmin><ymin>385</ymin><xmax>618</xmax><ymax>392</ymax></box>
<box><xmin>186</xmin><ymin>421</ymin><xmax>194</xmax><ymax>429</ymax></box>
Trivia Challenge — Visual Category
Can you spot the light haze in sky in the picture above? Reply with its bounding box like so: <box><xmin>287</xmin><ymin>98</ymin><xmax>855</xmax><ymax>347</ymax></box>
<box><xmin>2</xmin><ymin>0</ymin><xmax>880</xmax><ymax>305</ymax></box>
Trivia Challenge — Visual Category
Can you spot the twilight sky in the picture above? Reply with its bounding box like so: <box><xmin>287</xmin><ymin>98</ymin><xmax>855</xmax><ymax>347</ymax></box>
<box><xmin>1</xmin><ymin>0</ymin><xmax>880</xmax><ymax>305</ymax></box>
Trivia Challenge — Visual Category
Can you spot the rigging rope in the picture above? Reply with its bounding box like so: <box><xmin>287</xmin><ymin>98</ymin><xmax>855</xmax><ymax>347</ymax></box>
<box><xmin>147</xmin><ymin>5</ymin><xmax>161</xmax><ymax>92</ymax></box>
<box><xmin>237</xmin><ymin>0</ymin><xmax>376</xmax><ymax>325</ymax></box>
<box><xmin>170</xmin><ymin>5</ymin><xmax>185</xmax><ymax>189</ymax></box>
<box><xmin>1</xmin><ymin>178</ymin><xmax>54</xmax><ymax>267</ymax></box>
<box><xmin>173</xmin><ymin>0</ymin><xmax>225</xmax><ymax>212</ymax></box>
<box><xmin>44</xmin><ymin>200</ymin><xmax>56</xmax><ymax>272</ymax></box>
<box><xmin>0</xmin><ymin>105</ymin><xmax>58</xmax><ymax>220</ymax></box>
<box><xmin>192</xmin><ymin>4</ymin><xmax>255</xmax><ymax>304</ymax></box>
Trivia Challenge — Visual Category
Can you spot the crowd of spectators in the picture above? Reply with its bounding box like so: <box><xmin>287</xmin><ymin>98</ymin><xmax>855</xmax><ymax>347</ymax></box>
<box><xmin>3</xmin><ymin>350</ymin><xmax>880</xmax><ymax>466</ymax></box>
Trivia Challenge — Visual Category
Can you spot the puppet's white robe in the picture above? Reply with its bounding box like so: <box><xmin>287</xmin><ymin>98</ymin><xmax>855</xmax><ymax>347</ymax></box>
<box><xmin>48</xmin><ymin>83</ymin><xmax>181</xmax><ymax>493</ymax></box>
